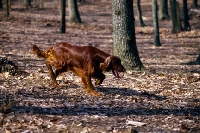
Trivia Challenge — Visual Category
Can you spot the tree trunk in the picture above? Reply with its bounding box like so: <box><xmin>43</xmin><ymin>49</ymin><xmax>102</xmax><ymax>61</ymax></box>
<box><xmin>152</xmin><ymin>0</ymin><xmax>161</xmax><ymax>46</ymax></box>
<box><xmin>68</xmin><ymin>0</ymin><xmax>82</xmax><ymax>23</ymax></box>
<box><xmin>24</xmin><ymin>0</ymin><xmax>31</xmax><ymax>8</ymax></box>
<box><xmin>0</xmin><ymin>0</ymin><xmax>3</xmax><ymax>9</ymax></box>
<box><xmin>137</xmin><ymin>0</ymin><xmax>145</xmax><ymax>27</ymax></box>
<box><xmin>112</xmin><ymin>0</ymin><xmax>144</xmax><ymax>71</ymax></box>
<box><xmin>37</xmin><ymin>0</ymin><xmax>43</xmax><ymax>8</ymax></box>
<box><xmin>159</xmin><ymin>0</ymin><xmax>170</xmax><ymax>20</ymax></box>
<box><xmin>6</xmin><ymin>0</ymin><xmax>9</xmax><ymax>17</ymax></box>
<box><xmin>195</xmin><ymin>55</ymin><xmax>200</xmax><ymax>64</ymax></box>
<box><xmin>191</xmin><ymin>0</ymin><xmax>198</xmax><ymax>8</ymax></box>
<box><xmin>182</xmin><ymin>0</ymin><xmax>191</xmax><ymax>31</ymax></box>
<box><xmin>170</xmin><ymin>0</ymin><xmax>181</xmax><ymax>33</ymax></box>
<box><xmin>77</xmin><ymin>0</ymin><xmax>85</xmax><ymax>3</ymax></box>
<box><xmin>60</xmin><ymin>0</ymin><xmax>66</xmax><ymax>33</ymax></box>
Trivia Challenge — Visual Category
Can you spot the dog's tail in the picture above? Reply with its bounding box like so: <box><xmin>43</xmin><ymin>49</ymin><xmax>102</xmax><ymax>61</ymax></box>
<box><xmin>32</xmin><ymin>45</ymin><xmax>48</xmax><ymax>59</ymax></box>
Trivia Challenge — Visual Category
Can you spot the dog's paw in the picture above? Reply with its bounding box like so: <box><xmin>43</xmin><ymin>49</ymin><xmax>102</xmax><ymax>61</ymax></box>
<box><xmin>87</xmin><ymin>89</ymin><xmax>102</xmax><ymax>96</ymax></box>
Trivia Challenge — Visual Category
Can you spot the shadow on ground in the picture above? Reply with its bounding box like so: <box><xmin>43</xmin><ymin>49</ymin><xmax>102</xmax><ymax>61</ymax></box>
<box><xmin>12</xmin><ymin>86</ymin><xmax>200</xmax><ymax>117</ymax></box>
<box><xmin>13</xmin><ymin>104</ymin><xmax>200</xmax><ymax>117</ymax></box>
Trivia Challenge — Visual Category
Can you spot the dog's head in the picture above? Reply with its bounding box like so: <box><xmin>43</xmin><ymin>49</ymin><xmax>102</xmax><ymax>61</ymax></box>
<box><xmin>100</xmin><ymin>55</ymin><xmax>126</xmax><ymax>78</ymax></box>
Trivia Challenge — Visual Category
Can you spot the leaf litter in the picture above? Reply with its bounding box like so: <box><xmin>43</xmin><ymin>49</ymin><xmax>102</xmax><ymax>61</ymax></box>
<box><xmin>0</xmin><ymin>0</ymin><xmax>200</xmax><ymax>132</ymax></box>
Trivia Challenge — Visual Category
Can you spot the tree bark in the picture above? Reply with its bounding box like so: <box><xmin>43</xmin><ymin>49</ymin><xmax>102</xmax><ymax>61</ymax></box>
<box><xmin>170</xmin><ymin>0</ymin><xmax>181</xmax><ymax>33</ymax></box>
<box><xmin>152</xmin><ymin>0</ymin><xmax>161</xmax><ymax>46</ymax></box>
<box><xmin>6</xmin><ymin>0</ymin><xmax>9</xmax><ymax>17</ymax></box>
<box><xmin>68</xmin><ymin>0</ymin><xmax>82</xmax><ymax>23</ymax></box>
<box><xmin>182</xmin><ymin>0</ymin><xmax>191</xmax><ymax>31</ymax></box>
<box><xmin>159</xmin><ymin>0</ymin><xmax>170</xmax><ymax>20</ymax></box>
<box><xmin>60</xmin><ymin>0</ymin><xmax>66</xmax><ymax>33</ymax></box>
<box><xmin>112</xmin><ymin>0</ymin><xmax>144</xmax><ymax>71</ymax></box>
<box><xmin>0</xmin><ymin>0</ymin><xmax>3</xmax><ymax>9</ymax></box>
<box><xmin>137</xmin><ymin>0</ymin><xmax>145</xmax><ymax>27</ymax></box>
<box><xmin>37</xmin><ymin>0</ymin><xmax>43</xmax><ymax>8</ymax></box>
<box><xmin>191</xmin><ymin>0</ymin><xmax>198</xmax><ymax>8</ymax></box>
<box><xmin>195</xmin><ymin>55</ymin><xmax>200</xmax><ymax>64</ymax></box>
<box><xmin>24</xmin><ymin>0</ymin><xmax>31</xmax><ymax>8</ymax></box>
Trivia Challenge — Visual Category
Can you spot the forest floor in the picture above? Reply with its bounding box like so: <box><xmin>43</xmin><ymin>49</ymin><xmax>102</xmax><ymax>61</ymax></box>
<box><xmin>0</xmin><ymin>0</ymin><xmax>200</xmax><ymax>132</ymax></box>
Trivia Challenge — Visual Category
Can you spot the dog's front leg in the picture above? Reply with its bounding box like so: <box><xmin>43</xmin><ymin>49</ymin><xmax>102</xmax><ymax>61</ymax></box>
<box><xmin>95</xmin><ymin>72</ymin><xmax>105</xmax><ymax>85</ymax></box>
<box><xmin>46</xmin><ymin>62</ymin><xmax>60</xmax><ymax>87</ymax></box>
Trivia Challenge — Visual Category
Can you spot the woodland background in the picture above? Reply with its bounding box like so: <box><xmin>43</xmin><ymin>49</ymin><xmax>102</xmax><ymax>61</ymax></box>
<box><xmin>0</xmin><ymin>0</ymin><xmax>200</xmax><ymax>132</ymax></box>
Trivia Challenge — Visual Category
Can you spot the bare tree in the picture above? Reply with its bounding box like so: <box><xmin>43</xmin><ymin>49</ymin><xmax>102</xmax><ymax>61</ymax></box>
<box><xmin>195</xmin><ymin>55</ymin><xmax>200</xmax><ymax>64</ymax></box>
<box><xmin>170</xmin><ymin>0</ymin><xmax>181</xmax><ymax>33</ymax></box>
<box><xmin>0</xmin><ymin>0</ymin><xmax>3</xmax><ymax>9</ymax></box>
<box><xmin>24</xmin><ymin>0</ymin><xmax>31</xmax><ymax>8</ymax></box>
<box><xmin>37</xmin><ymin>0</ymin><xmax>44</xmax><ymax>8</ymax></box>
<box><xmin>159</xmin><ymin>0</ymin><xmax>170</xmax><ymax>20</ymax></box>
<box><xmin>6</xmin><ymin>0</ymin><xmax>9</xmax><ymax>17</ymax></box>
<box><xmin>68</xmin><ymin>0</ymin><xmax>82</xmax><ymax>23</ymax></box>
<box><xmin>152</xmin><ymin>0</ymin><xmax>161</xmax><ymax>46</ymax></box>
<box><xmin>182</xmin><ymin>0</ymin><xmax>191</xmax><ymax>31</ymax></box>
<box><xmin>112</xmin><ymin>0</ymin><xmax>144</xmax><ymax>71</ymax></box>
<box><xmin>60</xmin><ymin>0</ymin><xmax>66</xmax><ymax>33</ymax></box>
<box><xmin>191</xmin><ymin>0</ymin><xmax>199</xmax><ymax>8</ymax></box>
<box><xmin>137</xmin><ymin>0</ymin><xmax>145</xmax><ymax>27</ymax></box>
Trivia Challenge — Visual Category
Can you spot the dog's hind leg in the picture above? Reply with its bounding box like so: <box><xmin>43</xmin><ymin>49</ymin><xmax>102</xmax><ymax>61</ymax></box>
<box><xmin>81</xmin><ymin>75</ymin><xmax>101</xmax><ymax>96</ymax></box>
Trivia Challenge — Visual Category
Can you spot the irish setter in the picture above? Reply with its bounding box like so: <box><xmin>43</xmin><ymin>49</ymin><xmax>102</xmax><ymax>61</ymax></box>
<box><xmin>32</xmin><ymin>42</ymin><xmax>125</xmax><ymax>96</ymax></box>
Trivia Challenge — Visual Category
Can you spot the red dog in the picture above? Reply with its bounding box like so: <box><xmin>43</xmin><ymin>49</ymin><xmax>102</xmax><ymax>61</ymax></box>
<box><xmin>32</xmin><ymin>42</ymin><xmax>125</xmax><ymax>96</ymax></box>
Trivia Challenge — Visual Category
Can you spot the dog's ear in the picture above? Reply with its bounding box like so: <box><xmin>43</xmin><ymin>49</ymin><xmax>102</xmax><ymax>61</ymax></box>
<box><xmin>100</xmin><ymin>56</ymin><xmax>112</xmax><ymax>71</ymax></box>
